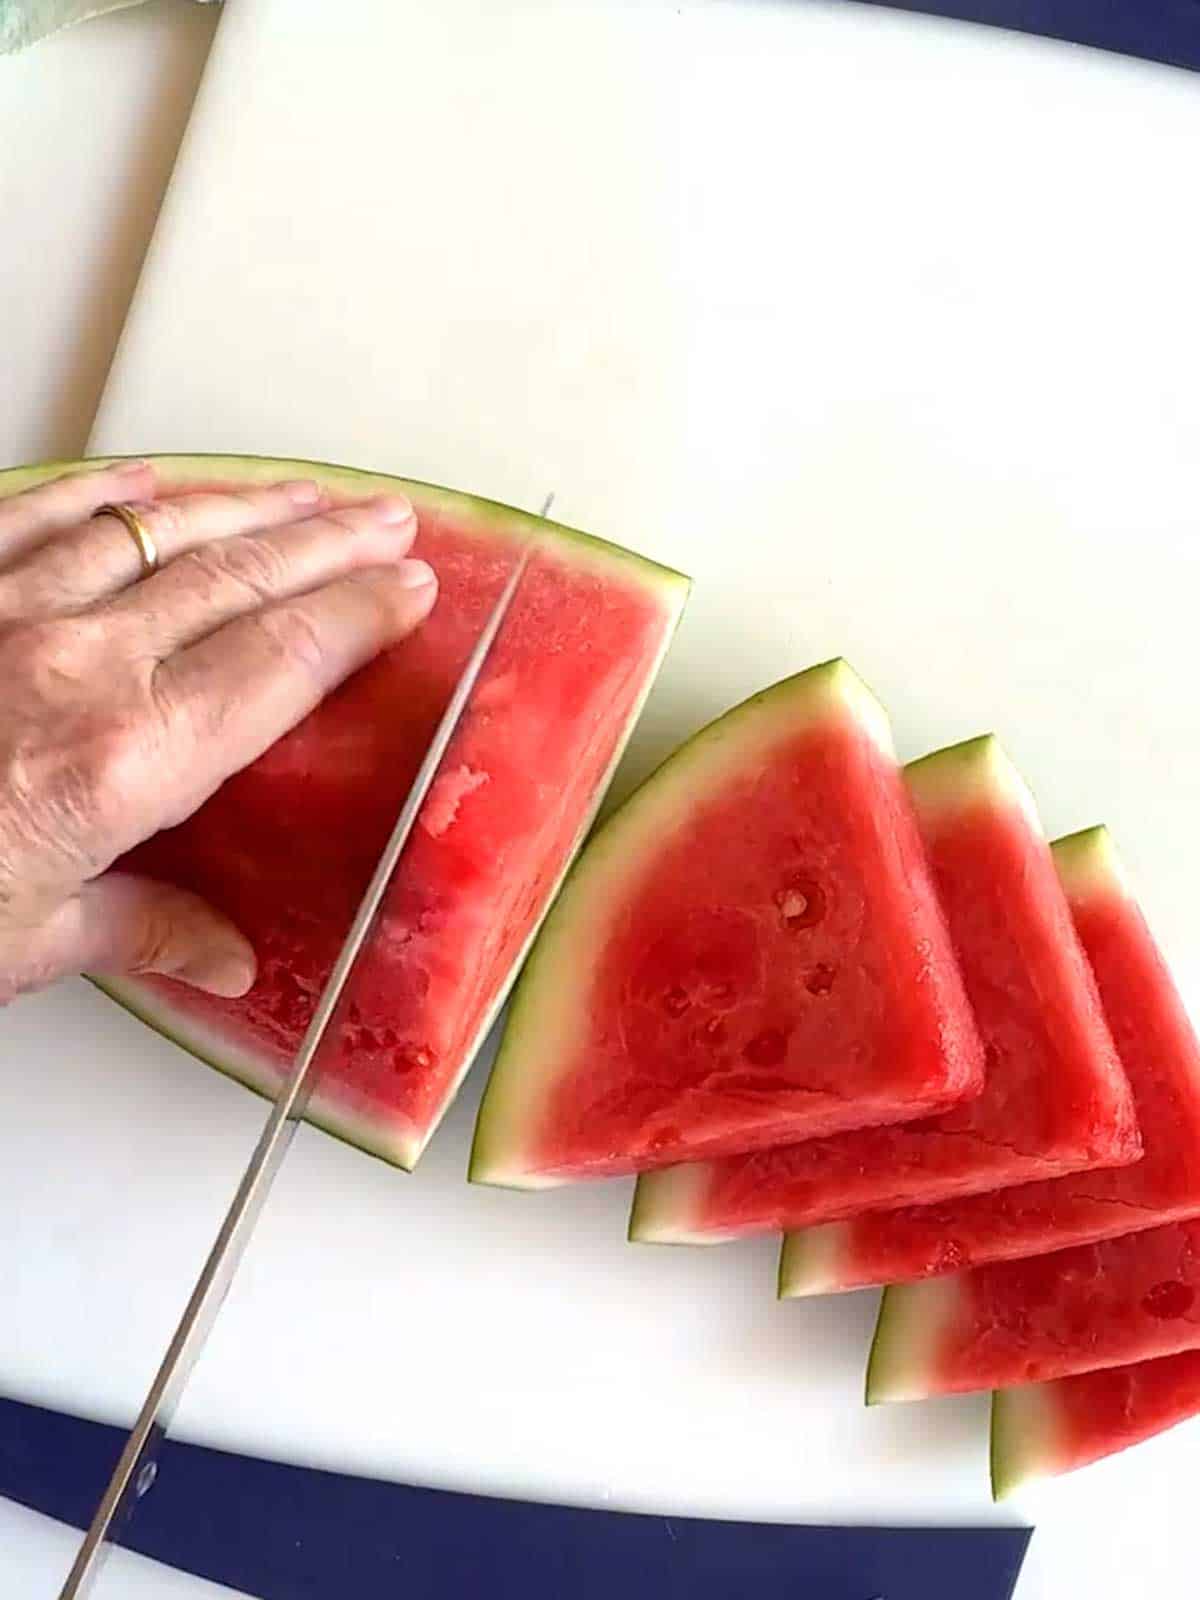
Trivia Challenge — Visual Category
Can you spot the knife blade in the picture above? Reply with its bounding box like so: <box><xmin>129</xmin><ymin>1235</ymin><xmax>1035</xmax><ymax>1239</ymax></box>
<box><xmin>58</xmin><ymin>528</ymin><xmax>537</xmax><ymax>1598</ymax></box>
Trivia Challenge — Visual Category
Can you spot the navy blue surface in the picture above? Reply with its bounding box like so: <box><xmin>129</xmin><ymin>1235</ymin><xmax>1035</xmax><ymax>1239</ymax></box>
<box><xmin>0</xmin><ymin>1400</ymin><xmax>1030</xmax><ymax>1599</ymax></box>
<box><xmin>859</xmin><ymin>0</ymin><xmax>1200</xmax><ymax>72</ymax></box>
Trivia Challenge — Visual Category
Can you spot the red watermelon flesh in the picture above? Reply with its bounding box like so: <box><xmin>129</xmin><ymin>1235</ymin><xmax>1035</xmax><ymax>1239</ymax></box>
<box><xmin>0</xmin><ymin>455</ymin><xmax>689</xmax><ymax>1169</ymax></box>
<box><xmin>783</xmin><ymin>826</ymin><xmax>1200</xmax><ymax>1296</ymax></box>
<box><xmin>867</xmin><ymin>1216</ymin><xmax>1200</xmax><ymax>1402</ymax></box>
<box><xmin>991</xmin><ymin>1349</ymin><xmax>1200</xmax><ymax>1496</ymax></box>
<box><xmin>631</xmin><ymin>742</ymin><xmax>1139</xmax><ymax>1244</ymax></box>
<box><xmin>471</xmin><ymin>662</ymin><xmax>986</xmax><ymax>1188</ymax></box>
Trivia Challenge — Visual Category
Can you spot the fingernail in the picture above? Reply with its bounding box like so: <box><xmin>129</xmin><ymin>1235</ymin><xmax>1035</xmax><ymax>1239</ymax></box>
<box><xmin>178</xmin><ymin>948</ymin><xmax>257</xmax><ymax>999</ymax></box>
<box><xmin>397</xmin><ymin>558</ymin><xmax>436</xmax><ymax>589</ymax></box>
<box><xmin>284</xmin><ymin>478</ymin><xmax>322</xmax><ymax>505</ymax></box>
<box><xmin>115</xmin><ymin>458</ymin><xmax>152</xmax><ymax>476</ymax></box>
<box><xmin>373</xmin><ymin>495</ymin><xmax>416</xmax><ymax>526</ymax></box>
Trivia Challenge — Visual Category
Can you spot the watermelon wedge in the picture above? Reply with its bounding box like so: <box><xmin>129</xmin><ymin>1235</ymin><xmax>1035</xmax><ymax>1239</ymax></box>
<box><xmin>783</xmin><ymin>826</ymin><xmax>1200</xmax><ymax>1296</ymax></box>
<box><xmin>470</xmin><ymin>661</ymin><xmax>986</xmax><ymax>1187</ymax></box>
<box><xmin>991</xmin><ymin>1350</ymin><xmax>1200</xmax><ymax>1497</ymax></box>
<box><xmin>631</xmin><ymin>741</ymin><xmax>1139</xmax><ymax>1244</ymax></box>
<box><xmin>866</xmin><ymin>1216</ymin><xmax>1200</xmax><ymax>1402</ymax></box>
<box><xmin>0</xmin><ymin>454</ymin><xmax>689</xmax><ymax>1169</ymax></box>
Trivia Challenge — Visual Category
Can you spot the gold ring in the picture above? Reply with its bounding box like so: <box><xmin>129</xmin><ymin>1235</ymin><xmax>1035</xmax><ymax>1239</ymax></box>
<box><xmin>94</xmin><ymin>501</ymin><xmax>159</xmax><ymax>578</ymax></box>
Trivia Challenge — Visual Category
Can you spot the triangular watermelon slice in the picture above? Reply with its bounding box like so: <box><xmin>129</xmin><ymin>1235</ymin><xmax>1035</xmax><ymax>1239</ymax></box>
<box><xmin>0</xmin><ymin>454</ymin><xmax>689</xmax><ymax>1169</ymax></box>
<box><xmin>991</xmin><ymin>1350</ymin><xmax>1200</xmax><ymax>1497</ymax></box>
<box><xmin>630</xmin><ymin>741</ymin><xmax>1139</xmax><ymax>1244</ymax></box>
<box><xmin>783</xmin><ymin>826</ymin><xmax>1200</xmax><ymax>1296</ymax></box>
<box><xmin>470</xmin><ymin>661</ymin><xmax>986</xmax><ymax>1187</ymax></box>
<box><xmin>866</xmin><ymin>1216</ymin><xmax>1200</xmax><ymax>1402</ymax></box>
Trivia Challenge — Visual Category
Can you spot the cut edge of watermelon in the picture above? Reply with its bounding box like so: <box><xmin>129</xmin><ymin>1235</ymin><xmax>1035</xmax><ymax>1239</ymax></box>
<box><xmin>408</xmin><ymin>563</ymin><xmax>689</xmax><ymax>1168</ymax></box>
<box><xmin>468</xmin><ymin>659</ymin><xmax>895</xmax><ymax>1190</ymax></box>
<box><xmin>865</xmin><ymin>1276</ymin><xmax>963</xmax><ymax>1405</ymax></box>
<box><xmin>11</xmin><ymin>453</ymin><xmax>691</xmax><ymax>1171</ymax></box>
<box><xmin>777</xmin><ymin>1222</ymin><xmax>853</xmax><ymax>1298</ymax></box>
<box><xmin>990</xmin><ymin>1385</ymin><xmax>1064</xmax><ymax>1500</ymax></box>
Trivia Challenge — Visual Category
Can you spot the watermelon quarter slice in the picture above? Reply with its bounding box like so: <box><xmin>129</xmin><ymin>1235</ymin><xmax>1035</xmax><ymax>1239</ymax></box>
<box><xmin>991</xmin><ymin>1350</ymin><xmax>1200</xmax><ymax>1497</ymax></box>
<box><xmin>470</xmin><ymin>661</ymin><xmax>986</xmax><ymax>1188</ymax></box>
<box><xmin>784</xmin><ymin>826</ymin><xmax>1200</xmax><ymax>1296</ymax></box>
<box><xmin>0</xmin><ymin>454</ymin><xmax>689</xmax><ymax>1169</ymax></box>
<box><xmin>631</xmin><ymin>740</ymin><xmax>1138</xmax><ymax>1244</ymax></box>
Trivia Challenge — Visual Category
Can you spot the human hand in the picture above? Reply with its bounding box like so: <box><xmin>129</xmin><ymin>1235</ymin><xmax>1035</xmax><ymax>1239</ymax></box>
<box><xmin>0</xmin><ymin>460</ymin><xmax>437</xmax><ymax>1003</ymax></box>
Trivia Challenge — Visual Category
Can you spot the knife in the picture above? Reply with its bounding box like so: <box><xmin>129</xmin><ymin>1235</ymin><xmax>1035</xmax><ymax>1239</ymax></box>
<box><xmin>58</xmin><ymin>526</ymin><xmax>539</xmax><ymax>1598</ymax></box>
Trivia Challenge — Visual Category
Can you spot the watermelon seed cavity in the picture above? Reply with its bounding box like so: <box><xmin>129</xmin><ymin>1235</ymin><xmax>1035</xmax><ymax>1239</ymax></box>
<box><xmin>662</xmin><ymin>986</ymin><xmax>691</xmax><ymax>1018</ymax></box>
<box><xmin>743</xmin><ymin>1028</ymin><xmax>789</xmax><ymax>1068</ymax></box>
<box><xmin>1141</xmin><ymin>1281</ymin><xmax>1196</xmax><ymax>1320</ymax></box>
<box><xmin>775</xmin><ymin>876</ymin><xmax>826</xmax><ymax>931</ymax></box>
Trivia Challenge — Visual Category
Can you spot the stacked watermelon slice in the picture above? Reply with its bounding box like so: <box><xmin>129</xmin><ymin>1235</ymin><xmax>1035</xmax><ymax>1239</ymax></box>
<box><xmin>473</xmin><ymin>663</ymin><xmax>1200</xmax><ymax>1497</ymax></box>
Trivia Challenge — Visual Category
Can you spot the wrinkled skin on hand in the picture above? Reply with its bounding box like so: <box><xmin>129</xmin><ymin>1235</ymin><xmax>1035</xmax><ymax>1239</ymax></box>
<box><xmin>0</xmin><ymin>461</ymin><xmax>437</xmax><ymax>1003</ymax></box>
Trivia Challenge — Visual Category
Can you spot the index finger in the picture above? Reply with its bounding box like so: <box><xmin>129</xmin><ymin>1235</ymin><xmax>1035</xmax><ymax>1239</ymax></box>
<box><xmin>150</xmin><ymin>562</ymin><xmax>438</xmax><ymax>823</ymax></box>
<box><xmin>0</xmin><ymin>459</ymin><xmax>157</xmax><ymax>567</ymax></box>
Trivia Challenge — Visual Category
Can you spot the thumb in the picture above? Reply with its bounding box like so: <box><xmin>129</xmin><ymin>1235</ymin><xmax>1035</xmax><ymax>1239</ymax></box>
<box><xmin>74</xmin><ymin>871</ymin><xmax>257</xmax><ymax>997</ymax></box>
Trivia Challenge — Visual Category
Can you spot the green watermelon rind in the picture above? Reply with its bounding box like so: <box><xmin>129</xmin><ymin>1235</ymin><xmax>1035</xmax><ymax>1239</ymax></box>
<box><xmin>903</xmin><ymin>732</ymin><xmax>1040</xmax><ymax>834</ymax></box>
<box><xmin>0</xmin><ymin>453</ymin><xmax>691</xmax><ymax>598</ymax></box>
<box><xmin>1051</xmin><ymin>824</ymin><xmax>1128</xmax><ymax>899</ymax></box>
<box><xmin>87</xmin><ymin>973</ymin><xmax>422</xmax><ymax>1168</ymax></box>
<box><xmin>632</xmin><ymin>732</ymin><xmax>1031</xmax><ymax>1248</ymax></box>
<box><xmin>777</xmin><ymin>1221</ymin><xmax>854</xmax><ymax>1297</ymax></box>
<box><xmin>469</xmin><ymin>659</ymin><xmax>895</xmax><ymax>1190</ymax></box>
<box><xmin>864</xmin><ymin>1274</ymin><xmax>964</xmax><ymax>1405</ymax></box>
<box><xmin>627</xmin><ymin>1160</ymin><xmax>721</xmax><ymax>1245</ymax></box>
<box><xmin>1</xmin><ymin>453</ymin><xmax>690</xmax><ymax>1171</ymax></box>
<box><xmin>990</xmin><ymin>1385</ymin><xmax>1065</xmax><ymax>1500</ymax></box>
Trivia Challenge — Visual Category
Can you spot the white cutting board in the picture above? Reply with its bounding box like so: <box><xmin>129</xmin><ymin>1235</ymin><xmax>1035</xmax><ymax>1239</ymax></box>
<box><xmin>4</xmin><ymin>1</ymin><xmax>1200</xmax><ymax>1595</ymax></box>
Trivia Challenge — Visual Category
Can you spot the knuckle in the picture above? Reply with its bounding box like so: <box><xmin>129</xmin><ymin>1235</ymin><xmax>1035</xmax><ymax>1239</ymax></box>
<box><xmin>170</xmin><ymin>546</ymin><xmax>223</xmax><ymax>598</ymax></box>
<box><xmin>15</xmin><ymin>617</ymin><xmax>97</xmax><ymax>686</ymax></box>
<box><xmin>256</xmin><ymin>604</ymin><xmax>328</xmax><ymax>678</ymax></box>
<box><xmin>322</xmin><ymin>506</ymin><xmax>372</xmax><ymax>537</ymax></box>
<box><xmin>175</xmin><ymin>536</ymin><xmax>290</xmax><ymax>603</ymax></box>
<box><xmin>8</xmin><ymin>713</ymin><xmax>154</xmax><ymax>874</ymax></box>
<box><xmin>74</xmin><ymin>718</ymin><xmax>151</xmax><ymax>827</ymax></box>
<box><xmin>218</xmin><ymin>534</ymin><xmax>292</xmax><ymax>595</ymax></box>
<box><xmin>346</xmin><ymin>569</ymin><xmax>400</xmax><ymax>628</ymax></box>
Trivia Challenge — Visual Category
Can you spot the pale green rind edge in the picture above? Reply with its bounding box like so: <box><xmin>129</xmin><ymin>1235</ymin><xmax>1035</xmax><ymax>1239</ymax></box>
<box><xmin>990</xmin><ymin>1385</ymin><xmax>1064</xmax><ymax>1501</ymax></box>
<box><xmin>904</xmin><ymin>733</ymin><xmax>1041</xmax><ymax>835</ymax></box>
<box><xmin>468</xmin><ymin>658</ymin><xmax>894</xmax><ymax>1189</ymax></box>
<box><xmin>7</xmin><ymin>452</ymin><xmax>692</xmax><ymax>1170</ymax></box>
<box><xmin>865</xmin><ymin>1275</ymin><xmax>964</xmax><ymax>1405</ymax></box>
<box><xmin>777</xmin><ymin>1222</ymin><xmax>853</xmax><ymax>1298</ymax></box>
<box><xmin>1050</xmin><ymin>824</ymin><xmax>1129</xmax><ymax>900</ymax></box>
<box><xmin>627</xmin><ymin>1163</ymin><xmax>727</xmax><ymax>1245</ymax></box>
